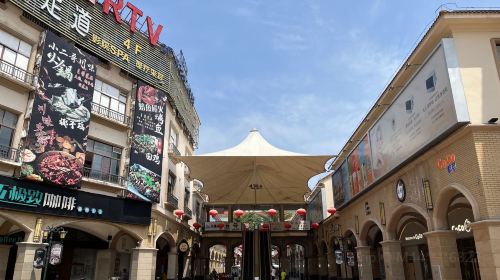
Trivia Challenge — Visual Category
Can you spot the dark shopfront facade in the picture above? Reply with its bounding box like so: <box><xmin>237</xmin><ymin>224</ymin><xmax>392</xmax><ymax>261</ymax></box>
<box><xmin>0</xmin><ymin>175</ymin><xmax>151</xmax><ymax>280</ymax></box>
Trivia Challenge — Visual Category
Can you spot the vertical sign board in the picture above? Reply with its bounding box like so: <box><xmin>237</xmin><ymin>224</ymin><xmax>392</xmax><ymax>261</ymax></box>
<box><xmin>21</xmin><ymin>31</ymin><xmax>96</xmax><ymax>187</ymax></box>
<box><xmin>127</xmin><ymin>81</ymin><xmax>167</xmax><ymax>202</ymax></box>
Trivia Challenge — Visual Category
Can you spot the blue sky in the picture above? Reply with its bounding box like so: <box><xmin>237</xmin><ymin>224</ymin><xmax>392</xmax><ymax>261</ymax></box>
<box><xmin>143</xmin><ymin>0</ymin><xmax>499</xmax><ymax>155</ymax></box>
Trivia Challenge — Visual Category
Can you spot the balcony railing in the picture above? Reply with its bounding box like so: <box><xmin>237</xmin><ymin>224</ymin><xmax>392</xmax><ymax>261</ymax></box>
<box><xmin>167</xmin><ymin>193</ymin><xmax>178</xmax><ymax>208</ymax></box>
<box><xmin>91</xmin><ymin>102</ymin><xmax>130</xmax><ymax>125</ymax></box>
<box><xmin>168</xmin><ymin>142</ymin><xmax>181</xmax><ymax>156</ymax></box>
<box><xmin>0</xmin><ymin>145</ymin><xmax>20</xmax><ymax>163</ymax></box>
<box><xmin>0</xmin><ymin>59</ymin><xmax>33</xmax><ymax>84</ymax></box>
<box><xmin>83</xmin><ymin>167</ymin><xmax>126</xmax><ymax>186</ymax></box>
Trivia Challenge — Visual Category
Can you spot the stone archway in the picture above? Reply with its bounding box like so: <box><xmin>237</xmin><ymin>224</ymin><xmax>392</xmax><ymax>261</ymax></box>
<box><xmin>0</xmin><ymin>212</ymin><xmax>31</xmax><ymax>280</ymax></box>
<box><xmin>156</xmin><ymin>232</ymin><xmax>177</xmax><ymax>279</ymax></box>
<box><xmin>386</xmin><ymin>204</ymin><xmax>433</xmax><ymax>280</ymax></box>
<box><xmin>358</xmin><ymin>219</ymin><xmax>385</xmax><ymax>280</ymax></box>
<box><xmin>433</xmin><ymin>183</ymin><xmax>480</xmax><ymax>230</ymax></box>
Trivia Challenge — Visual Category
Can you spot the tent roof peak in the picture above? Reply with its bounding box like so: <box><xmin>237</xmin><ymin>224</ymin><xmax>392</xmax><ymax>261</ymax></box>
<box><xmin>200</xmin><ymin>129</ymin><xmax>305</xmax><ymax>157</ymax></box>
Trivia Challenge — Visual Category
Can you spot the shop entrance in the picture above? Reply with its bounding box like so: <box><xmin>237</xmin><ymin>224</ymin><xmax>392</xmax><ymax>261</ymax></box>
<box><xmin>366</xmin><ymin>225</ymin><xmax>384</xmax><ymax>280</ymax></box>
<box><xmin>286</xmin><ymin>244</ymin><xmax>305</xmax><ymax>280</ymax></box>
<box><xmin>447</xmin><ymin>195</ymin><xmax>480</xmax><ymax>280</ymax></box>
<box><xmin>397</xmin><ymin>215</ymin><xmax>432</xmax><ymax>280</ymax></box>
<box><xmin>3</xmin><ymin>231</ymin><xmax>26</xmax><ymax>280</ymax></box>
<box><xmin>43</xmin><ymin>227</ymin><xmax>109</xmax><ymax>280</ymax></box>
<box><xmin>156</xmin><ymin>234</ymin><xmax>174</xmax><ymax>279</ymax></box>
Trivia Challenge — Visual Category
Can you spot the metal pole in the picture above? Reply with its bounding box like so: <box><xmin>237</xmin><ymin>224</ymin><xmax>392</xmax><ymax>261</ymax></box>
<box><xmin>42</xmin><ymin>232</ymin><xmax>51</xmax><ymax>280</ymax></box>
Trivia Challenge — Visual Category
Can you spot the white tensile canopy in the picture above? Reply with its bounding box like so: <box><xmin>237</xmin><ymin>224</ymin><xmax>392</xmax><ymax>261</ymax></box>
<box><xmin>176</xmin><ymin>129</ymin><xmax>332</xmax><ymax>205</ymax></box>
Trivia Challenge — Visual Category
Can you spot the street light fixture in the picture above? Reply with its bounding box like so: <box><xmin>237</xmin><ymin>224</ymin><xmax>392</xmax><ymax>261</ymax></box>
<box><xmin>41</xmin><ymin>226</ymin><xmax>68</xmax><ymax>280</ymax></box>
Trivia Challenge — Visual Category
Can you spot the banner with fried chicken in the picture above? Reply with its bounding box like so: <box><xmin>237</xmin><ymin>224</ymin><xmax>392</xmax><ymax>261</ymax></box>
<box><xmin>21</xmin><ymin>30</ymin><xmax>96</xmax><ymax>187</ymax></box>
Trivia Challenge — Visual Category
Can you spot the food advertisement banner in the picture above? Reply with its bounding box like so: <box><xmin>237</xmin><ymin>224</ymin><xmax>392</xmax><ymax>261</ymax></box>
<box><xmin>127</xmin><ymin>81</ymin><xmax>167</xmax><ymax>202</ymax></box>
<box><xmin>21</xmin><ymin>31</ymin><xmax>96</xmax><ymax>187</ymax></box>
<box><xmin>347</xmin><ymin>134</ymin><xmax>374</xmax><ymax>196</ymax></box>
<box><xmin>369</xmin><ymin>40</ymin><xmax>468</xmax><ymax>179</ymax></box>
<box><xmin>333</xmin><ymin>161</ymin><xmax>351</xmax><ymax>206</ymax></box>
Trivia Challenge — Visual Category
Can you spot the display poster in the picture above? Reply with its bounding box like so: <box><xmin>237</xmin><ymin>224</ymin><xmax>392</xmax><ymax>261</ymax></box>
<box><xmin>347</xmin><ymin>135</ymin><xmax>374</xmax><ymax>196</ymax></box>
<box><xmin>346</xmin><ymin>251</ymin><xmax>355</xmax><ymax>266</ymax></box>
<box><xmin>127</xmin><ymin>81</ymin><xmax>167</xmax><ymax>203</ymax></box>
<box><xmin>49</xmin><ymin>243</ymin><xmax>63</xmax><ymax>265</ymax></box>
<box><xmin>333</xmin><ymin>161</ymin><xmax>351</xmax><ymax>206</ymax></box>
<box><xmin>21</xmin><ymin>31</ymin><xmax>96</xmax><ymax>187</ymax></box>
<box><xmin>33</xmin><ymin>248</ymin><xmax>46</xmax><ymax>269</ymax></box>
<box><xmin>335</xmin><ymin>250</ymin><xmax>344</xmax><ymax>264</ymax></box>
<box><xmin>307</xmin><ymin>190</ymin><xmax>324</xmax><ymax>223</ymax></box>
<box><xmin>369</xmin><ymin>43</ymin><xmax>465</xmax><ymax>179</ymax></box>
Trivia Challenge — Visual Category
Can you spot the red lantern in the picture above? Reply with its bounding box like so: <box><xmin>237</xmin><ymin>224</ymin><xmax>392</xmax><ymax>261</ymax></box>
<box><xmin>284</xmin><ymin>223</ymin><xmax>292</xmax><ymax>230</ymax></box>
<box><xmin>174</xmin><ymin>209</ymin><xmax>184</xmax><ymax>218</ymax></box>
<box><xmin>327</xmin><ymin>208</ymin><xmax>337</xmax><ymax>215</ymax></box>
<box><xmin>234</xmin><ymin>209</ymin><xmax>244</xmax><ymax>218</ymax></box>
<box><xmin>267</xmin><ymin>208</ymin><xmax>277</xmax><ymax>217</ymax></box>
<box><xmin>209</xmin><ymin>209</ymin><xmax>218</xmax><ymax>217</ymax></box>
<box><xmin>296</xmin><ymin>208</ymin><xmax>306</xmax><ymax>216</ymax></box>
<box><xmin>217</xmin><ymin>222</ymin><xmax>225</xmax><ymax>230</ymax></box>
<box><xmin>193</xmin><ymin>222</ymin><xmax>201</xmax><ymax>230</ymax></box>
<box><xmin>311</xmin><ymin>223</ymin><xmax>320</xmax><ymax>230</ymax></box>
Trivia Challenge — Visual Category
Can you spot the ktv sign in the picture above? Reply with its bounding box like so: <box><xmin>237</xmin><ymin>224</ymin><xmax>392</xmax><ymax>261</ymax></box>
<box><xmin>41</xmin><ymin>0</ymin><xmax>163</xmax><ymax>45</ymax></box>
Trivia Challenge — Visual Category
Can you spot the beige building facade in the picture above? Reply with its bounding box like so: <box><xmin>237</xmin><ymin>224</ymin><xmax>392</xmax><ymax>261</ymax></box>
<box><xmin>0</xmin><ymin>1</ymin><xmax>204</xmax><ymax>280</ymax></box>
<box><xmin>314</xmin><ymin>10</ymin><xmax>500</xmax><ymax>280</ymax></box>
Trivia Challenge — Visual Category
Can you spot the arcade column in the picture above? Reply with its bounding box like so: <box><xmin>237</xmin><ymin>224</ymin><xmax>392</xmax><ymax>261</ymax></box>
<box><xmin>130</xmin><ymin>247</ymin><xmax>157</xmax><ymax>280</ymax></box>
<box><xmin>355</xmin><ymin>246</ymin><xmax>373</xmax><ymax>280</ymax></box>
<box><xmin>424</xmin><ymin>230</ymin><xmax>462</xmax><ymax>280</ymax></box>
<box><xmin>12</xmin><ymin>242</ymin><xmax>42</xmax><ymax>280</ymax></box>
<box><xmin>0</xmin><ymin>245</ymin><xmax>11</xmax><ymax>278</ymax></box>
<box><xmin>380</xmin><ymin>240</ymin><xmax>404</xmax><ymax>280</ymax></box>
<box><xmin>471</xmin><ymin>220</ymin><xmax>500</xmax><ymax>280</ymax></box>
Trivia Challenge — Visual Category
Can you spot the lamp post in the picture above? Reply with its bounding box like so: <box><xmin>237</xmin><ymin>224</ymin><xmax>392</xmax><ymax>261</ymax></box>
<box><xmin>42</xmin><ymin>226</ymin><xmax>67</xmax><ymax>280</ymax></box>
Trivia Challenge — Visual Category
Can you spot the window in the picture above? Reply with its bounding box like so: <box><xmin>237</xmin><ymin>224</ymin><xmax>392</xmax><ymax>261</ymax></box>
<box><xmin>0</xmin><ymin>108</ymin><xmax>18</xmax><ymax>148</ymax></box>
<box><xmin>184</xmin><ymin>188</ymin><xmax>190</xmax><ymax>208</ymax></box>
<box><xmin>84</xmin><ymin>139</ymin><xmax>122</xmax><ymax>183</ymax></box>
<box><xmin>493</xmin><ymin>40</ymin><xmax>500</xmax><ymax>80</ymax></box>
<box><xmin>92</xmin><ymin>79</ymin><xmax>127</xmax><ymax>122</ymax></box>
<box><xmin>169</xmin><ymin>126</ymin><xmax>178</xmax><ymax>147</ymax></box>
<box><xmin>0</xmin><ymin>30</ymin><xmax>31</xmax><ymax>81</ymax></box>
<box><xmin>167</xmin><ymin>172</ymin><xmax>176</xmax><ymax>194</ymax></box>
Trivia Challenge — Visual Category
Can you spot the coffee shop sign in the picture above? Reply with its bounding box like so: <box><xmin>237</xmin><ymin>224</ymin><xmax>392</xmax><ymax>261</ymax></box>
<box><xmin>40</xmin><ymin>0</ymin><xmax>163</xmax><ymax>45</ymax></box>
<box><xmin>0</xmin><ymin>184</ymin><xmax>76</xmax><ymax>211</ymax></box>
<box><xmin>451</xmin><ymin>219</ymin><xmax>472</xmax><ymax>233</ymax></box>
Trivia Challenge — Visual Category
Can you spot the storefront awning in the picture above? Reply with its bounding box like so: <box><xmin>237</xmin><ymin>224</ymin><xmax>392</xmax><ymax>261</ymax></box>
<box><xmin>176</xmin><ymin>129</ymin><xmax>332</xmax><ymax>204</ymax></box>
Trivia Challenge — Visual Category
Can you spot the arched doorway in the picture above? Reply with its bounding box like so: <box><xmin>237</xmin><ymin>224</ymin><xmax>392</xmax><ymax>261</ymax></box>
<box><xmin>361</xmin><ymin>222</ymin><xmax>384</xmax><ymax>280</ymax></box>
<box><xmin>447</xmin><ymin>194</ymin><xmax>480</xmax><ymax>280</ymax></box>
<box><xmin>43</xmin><ymin>227</ymin><xmax>109</xmax><ymax>280</ymax></box>
<box><xmin>208</xmin><ymin>244</ymin><xmax>227</xmax><ymax>274</ymax></box>
<box><xmin>110</xmin><ymin>232</ymin><xmax>138</xmax><ymax>279</ymax></box>
<box><xmin>396</xmin><ymin>213</ymin><xmax>432</xmax><ymax>280</ymax></box>
<box><xmin>0</xmin><ymin>215</ymin><xmax>29</xmax><ymax>280</ymax></box>
<box><xmin>343</xmin><ymin>231</ymin><xmax>359</xmax><ymax>280</ymax></box>
<box><xmin>156</xmin><ymin>233</ymin><xmax>176</xmax><ymax>279</ymax></box>
<box><xmin>319</xmin><ymin>241</ymin><xmax>328</xmax><ymax>280</ymax></box>
<box><xmin>286</xmin><ymin>244</ymin><xmax>305</xmax><ymax>280</ymax></box>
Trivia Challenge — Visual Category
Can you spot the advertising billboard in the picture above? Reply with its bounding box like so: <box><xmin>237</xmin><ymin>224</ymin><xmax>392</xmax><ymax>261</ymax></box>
<box><xmin>369</xmin><ymin>40</ymin><xmax>469</xmax><ymax>179</ymax></box>
<box><xmin>333</xmin><ymin>161</ymin><xmax>351</xmax><ymax>206</ymax></box>
<box><xmin>21</xmin><ymin>31</ymin><xmax>96</xmax><ymax>187</ymax></box>
<box><xmin>333</xmin><ymin>39</ymin><xmax>469</xmax><ymax>207</ymax></box>
<box><xmin>126</xmin><ymin>81</ymin><xmax>167</xmax><ymax>202</ymax></box>
<box><xmin>307</xmin><ymin>189</ymin><xmax>325</xmax><ymax>223</ymax></box>
<box><xmin>347</xmin><ymin>134</ymin><xmax>374</xmax><ymax>195</ymax></box>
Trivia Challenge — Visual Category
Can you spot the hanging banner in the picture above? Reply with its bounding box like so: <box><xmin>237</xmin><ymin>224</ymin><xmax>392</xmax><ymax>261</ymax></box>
<box><xmin>33</xmin><ymin>248</ymin><xmax>46</xmax><ymax>269</ymax></box>
<box><xmin>127</xmin><ymin>81</ymin><xmax>167</xmax><ymax>202</ymax></box>
<box><xmin>49</xmin><ymin>243</ymin><xmax>63</xmax><ymax>265</ymax></box>
<box><xmin>335</xmin><ymin>250</ymin><xmax>344</xmax><ymax>264</ymax></box>
<box><xmin>333</xmin><ymin>161</ymin><xmax>351</xmax><ymax>206</ymax></box>
<box><xmin>21</xmin><ymin>30</ymin><xmax>96</xmax><ymax>187</ymax></box>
